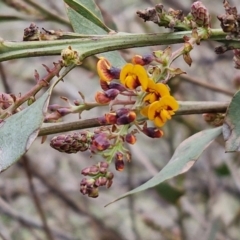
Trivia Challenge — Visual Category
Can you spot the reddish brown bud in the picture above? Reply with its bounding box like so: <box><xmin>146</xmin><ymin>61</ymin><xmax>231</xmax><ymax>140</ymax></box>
<box><xmin>115</xmin><ymin>152</ymin><xmax>125</xmax><ymax>171</ymax></box>
<box><xmin>104</xmin><ymin>112</ymin><xmax>117</xmax><ymax>124</ymax></box>
<box><xmin>116</xmin><ymin>111</ymin><xmax>136</xmax><ymax>125</ymax></box>
<box><xmin>106</xmin><ymin>172</ymin><xmax>114</xmax><ymax>180</ymax></box>
<box><xmin>132</xmin><ymin>54</ymin><xmax>154</xmax><ymax>65</ymax></box>
<box><xmin>125</xmin><ymin>133</ymin><xmax>137</xmax><ymax>144</ymax></box>
<box><xmin>143</xmin><ymin>127</ymin><xmax>164</xmax><ymax>138</ymax></box>
<box><xmin>95</xmin><ymin>91</ymin><xmax>111</xmax><ymax>104</ymax></box>
<box><xmin>91</xmin><ymin>133</ymin><xmax>110</xmax><ymax>152</ymax></box>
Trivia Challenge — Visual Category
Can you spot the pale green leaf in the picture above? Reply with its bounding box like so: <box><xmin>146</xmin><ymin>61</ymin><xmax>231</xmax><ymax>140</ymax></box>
<box><xmin>106</xmin><ymin>127</ymin><xmax>222</xmax><ymax>206</ymax></box>
<box><xmin>0</xmin><ymin>89</ymin><xmax>51</xmax><ymax>173</ymax></box>
<box><xmin>223</xmin><ymin>90</ymin><xmax>240</xmax><ymax>152</ymax></box>
<box><xmin>64</xmin><ymin>0</ymin><xmax>110</xmax><ymax>32</ymax></box>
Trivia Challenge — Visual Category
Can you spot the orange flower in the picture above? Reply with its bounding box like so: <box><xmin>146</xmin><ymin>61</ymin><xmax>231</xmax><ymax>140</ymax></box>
<box><xmin>143</xmin><ymin>80</ymin><xmax>170</xmax><ymax>104</ymax></box>
<box><xmin>120</xmin><ymin>63</ymin><xmax>148</xmax><ymax>90</ymax></box>
<box><xmin>141</xmin><ymin>96</ymin><xmax>179</xmax><ymax>127</ymax></box>
<box><xmin>97</xmin><ymin>57</ymin><xmax>120</xmax><ymax>82</ymax></box>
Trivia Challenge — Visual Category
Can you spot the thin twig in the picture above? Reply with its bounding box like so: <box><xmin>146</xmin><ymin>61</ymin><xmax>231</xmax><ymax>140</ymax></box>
<box><xmin>179</xmin><ymin>75</ymin><xmax>235</xmax><ymax>96</ymax></box>
<box><xmin>22</xmin><ymin>155</ymin><xmax>55</xmax><ymax>240</ymax></box>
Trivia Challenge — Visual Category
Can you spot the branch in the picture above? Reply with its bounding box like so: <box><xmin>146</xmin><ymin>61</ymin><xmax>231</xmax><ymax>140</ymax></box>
<box><xmin>39</xmin><ymin>101</ymin><xmax>229</xmax><ymax>136</ymax></box>
<box><xmin>0</xmin><ymin>29</ymin><xmax>227</xmax><ymax>62</ymax></box>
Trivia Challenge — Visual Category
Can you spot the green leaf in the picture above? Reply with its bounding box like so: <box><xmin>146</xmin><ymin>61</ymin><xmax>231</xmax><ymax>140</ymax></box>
<box><xmin>64</xmin><ymin>0</ymin><xmax>110</xmax><ymax>32</ymax></box>
<box><xmin>0</xmin><ymin>89</ymin><xmax>51</xmax><ymax>173</ymax></box>
<box><xmin>223</xmin><ymin>90</ymin><xmax>240</xmax><ymax>152</ymax></box>
<box><xmin>105</xmin><ymin>127</ymin><xmax>222</xmax><ymax>207</ymax></box>
<box><xmin>64</xmin><ymin>0</ymin><xmax>125</xmax><ymax>67</ymax></box>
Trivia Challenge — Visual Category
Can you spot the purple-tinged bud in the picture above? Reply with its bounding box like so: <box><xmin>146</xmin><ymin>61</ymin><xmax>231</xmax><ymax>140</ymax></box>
<box><xmin>143</xmin><ymin>127</ymin><xmax>164</xmax><ymax>138</ymax></box>
<box><xmin>95</xmin><ymin>91</ymin><xmax>111</xmax><ymax>104</ymax></box>
<box><xmin>132</xmin><ymin>54</ymin><xmax>154</xmax><ymax>66</ymax></box>
<box><xmin>104</xmin><ymin>89</ymin><xmax>120</xmax><ymax>100</ymax></box>
<box><xmin>125</xmin><ymin>133</ymin><xmax>137</xmax><ymax>145</ymax></box>
<box><xmin>91</xmin><ymin>134</ymin><xmax>110</xmax><ymax>151</ymax></box>
<box><xmin>116</xmin><ymin>108</ymin><xmax>130</xmax><ymax>117</ymax></box>
<box><xmin>94</xmin><ymin>177</ymin><xmax>108</xmax><ymax>187</ymax></box>
<box><xmin>191</xmin><ymin>1</ymin><xmax>210</xmax><ymax>27</ymax></box>
<box><xmin>116</xmin><ymin>111</ymin><xmax>136</xmax><ymax>125</ymax></box>
<box><xmin>108</xmin><ymin>66</ymin><xmax>121</xmax><ymax>79</ymax></box>
<box><xmin>81</xmin><ymin>166</ymin><xmax>99</xmax><ymax>176</ymax></box>
<box><xmin>108</xmin><ymin>82</ymin><xmax>127</xmax><ymax>92</ymax></box>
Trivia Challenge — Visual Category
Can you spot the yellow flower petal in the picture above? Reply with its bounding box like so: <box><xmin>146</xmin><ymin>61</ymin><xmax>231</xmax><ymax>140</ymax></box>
<box><xmin>120</xmin><ymin>63</ymin><xmax>134</xmax><ymax>85</ymax></box>
<box><xmin>155</xmin><ymin>83</ymin><xmax>170</xmax><ymax>97</ymax></box>
<box><xmin>154</xmin><ymin>116</ymin><xmax>165</xmax><ymax>127</ymax></box>
<box><xmin>133</xmin><ymin>65</ymin><xmax>148</xmax><ymax>90</ymax></box>
<box><xmin>140</xmin><ymin>105</ymin><xmax>149</xmax><ymax>117</ymax></box>
<box><xmin>161</xmin><ymin>95</ymin><xmax>179</xmax><ymax>111</ymax></box>
<box><xmin>148</xmin><ymin>101</ymin><xmax>161</xmax><ymax>120</ymax></box>
<box><xmin>120</xmin><ymin>63</ymin><xmax>149</xmax><ymax>90</ymax></box>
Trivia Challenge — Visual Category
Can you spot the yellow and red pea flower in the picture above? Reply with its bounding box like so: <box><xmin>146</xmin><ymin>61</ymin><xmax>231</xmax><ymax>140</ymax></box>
<box><xmin>120</xmin><ymin>63</ymin><xmax>149</xmax><ymax>90</ymax></box>
<box><xmin>143</xmin><ymin>80</ymin><xmax>170</xmax><ymax>104</ymax></box>
<box><xmin>143</xmin><ymin>95</ymin><xmax>179</xmax><ymax>127</ymax></box>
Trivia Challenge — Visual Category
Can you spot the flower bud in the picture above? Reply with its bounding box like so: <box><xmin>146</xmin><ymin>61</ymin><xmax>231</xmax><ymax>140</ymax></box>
<box><xmin>104</xmin><ymin>89</ymin><xmax>120</xmax><ymax>100</ymax></box>
<box><xmin>97</xmin><ymin>57</ymin><xmax>120</xmax><ymax>81</ymax></box>
<box><xmin>104</xmin><ymin>112</ymin><xmax>117</xmax><ymax>124</ymax></box>
<box><xmin>81</xmin><ymin>166</ymin><xmax>99</xmax><ymax>176</ymax></box>
<box><xmin>191</xmin><ymin>1</ymin><xmax>210</xmax><ymax>27</ymax></box>
<box><xmin>143</xmin><ymin>127</ymin><xmax>164</xmax><ymax>138</ymax></box>
<box><xmin>91</xmin><ymin>133</ymin><xmax>110</xmax><ymax>152</ymax></box>
<box><xmin>125</xmin><ymin>133</ymin><xmax>137</xmax><ymax>144</ymax></box>
<box><xmin>88</xmin><ymin>186</ymin><xmax>99</xmax><ymax>198</ymax></box>
<box><xmin>95</xmin><ymin>91</ymin><xmax>111</xmax><ymax>104</ymax></box>
<box><xmin>61</xmin><ymin>46</ymin><xmax>81</xmax><ymax>66</ymax></box>
<box><xmin>132</xmin><ymin>54</ymin><xmax>154</xmax><ymax>65</ymax></box>
<box><xmin>116</xmin><ymin>111</ymin><xmax>136</xmax><ymax>125</ymax></box>
<box><xmin>108</xmin><ymin>82</ymin><xmax>127</xmax><ymax>92</ymax></box>
<box><xmin>50</xmin><ymin>132</ymin><xmax>90</xmax><ymax>153</ymax></box>
<box><xmin>94</xmin><ymin>177</ymin><xmax>108</xmax><ymax>187</ymax></box>
<box><xmin>115</xmin><ymin>152</ymin><xmax>125</xmax><ymax>171</ymax></box>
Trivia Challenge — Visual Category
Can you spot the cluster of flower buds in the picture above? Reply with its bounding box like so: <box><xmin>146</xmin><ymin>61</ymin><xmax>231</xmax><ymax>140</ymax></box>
<box><xmin>80</xmin><ymin>162</ymin><xmax>114</xmax><ymax>198</ymax></box>
<box><xmin>50</xmin><ymin>131</ymin><xmax>92</xmax><ymax>153</ymax></box>
<box><xmin>98</xmin><ymin>108</ymin><xmax>136</xmax><ymax>126</ymax></box>
<box><xmin>217</xmin><ymin>0</ymin><xmax>240</xmax><ymax>38</ymax></box>
<box><xmin>191</xmin><ymin>1</ymin><xmax>210</xmax><ymax>27</ymax></box>
<box><xmin>136</xmin><ymin>1</ymin><xmax>211</xmax><ymax>31</ymax></box>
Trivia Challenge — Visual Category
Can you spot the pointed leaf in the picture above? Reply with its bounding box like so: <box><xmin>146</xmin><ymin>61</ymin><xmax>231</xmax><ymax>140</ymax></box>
<box><xmin>0</xmin><ymin>89</ymin><xmax>51</xmax><ymax>173</ymax></box>
<box><xmin>64</xmin><ymin>0</ymin><xmax>111</xmax><ymax>32</ymax></box>
<box><xmin>64</xmin><ymin>0</ymin><xmax>125</xmax><ymax>68</ymax></box>
<box><xmin>106</xmin><ymin>127</ymin><xmax>222</xmax><ymax>206</ymax></box>
<box><xmin>223</xmin><ymin>90</ymin><xmax>240</xmax><ymax>152</ymax></box>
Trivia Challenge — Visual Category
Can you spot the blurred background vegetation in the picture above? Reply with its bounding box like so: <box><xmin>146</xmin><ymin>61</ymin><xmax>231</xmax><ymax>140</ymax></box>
<box><xmin>0</xmin><ymin>0</ymin><xmax>240</xmax><ymax>240</ymax></box>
